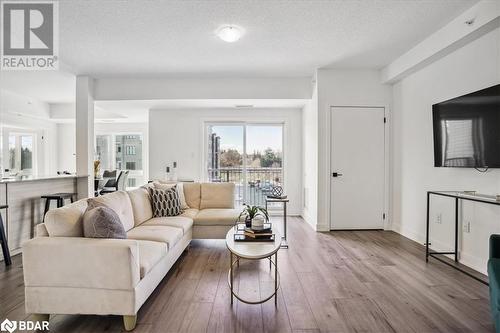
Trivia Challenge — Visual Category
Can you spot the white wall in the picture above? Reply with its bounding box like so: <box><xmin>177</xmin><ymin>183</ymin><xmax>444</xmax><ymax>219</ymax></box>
<box><xmin>315</xmin><ymin>69</ymin><xmax>393</xmax><ymax>231</ymax></box>
<box><xmin>94</xmin><ymin>77</ymin><xmax>312</xmax><ymax>101</ymax></box>
<box><xmin>0</xmin><ymin>90</ymin><xmax>58</xmax><ymax>176</ymax></box>
<box><xmin>392</xmin><ymin>27</ymin><xmax>500</xmax><ymax>274</ymax></box>
<box><xmin>302</xmin><ymin>80</ymin><xmax>318</xmax><ymax>229</ymax></box>
<box><xmin>56</xmin><ymin>123</ymin><xmax>76</xmax><ymax>172</ymax></box>
<box><xmin>50</xmin><ymin>103</ymin><xmax>75</xmax><ymax>121</ymax></box>
<box><xmin>149</xmin><ymin>108</ymin><xmax>303</xmax><ymax>215</ymax></box>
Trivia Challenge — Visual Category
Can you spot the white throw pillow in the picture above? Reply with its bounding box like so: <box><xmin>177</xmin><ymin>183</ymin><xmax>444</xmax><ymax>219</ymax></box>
<box><xmin>153</xmin><ymin>182</ymin><xmax>189</xmax><ymax>210</ymax></box>
<box><xmin>176</xmin><ymin>183</ymin><xmax>189</xmax><ymax>210</ymax></box>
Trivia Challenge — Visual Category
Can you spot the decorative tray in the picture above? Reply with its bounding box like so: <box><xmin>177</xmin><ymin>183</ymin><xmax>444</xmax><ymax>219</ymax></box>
<box><xmin>234</xmin><ymin>233</ymin><xmax>276</xmax><ymax>242</ymax></box>
<box><xmin>235</xmin><ymin>223</ymin><xmax>272</xmax><ymax>232</ymax></box>
<box><xmin>233</xmin><ymin>223</ymin><xmax>275</xmax><ymax>242</ymax></box>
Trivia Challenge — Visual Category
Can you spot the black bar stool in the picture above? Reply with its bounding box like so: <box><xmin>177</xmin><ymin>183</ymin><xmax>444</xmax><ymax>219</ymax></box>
<box><xmin>41</xmin><ymin>193</ymin><xmax>76</xmax><ymax>222</ymax></box>
<box><xmin>0</xmin><ymin>205</ymin><xmax>11</xmax><ymax>266</ymax></box>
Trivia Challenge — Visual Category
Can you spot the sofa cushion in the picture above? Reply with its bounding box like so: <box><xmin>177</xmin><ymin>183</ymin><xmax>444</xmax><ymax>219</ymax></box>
<box><xmin>183</xmin><ymin>183</ymin><xmax>201</xmax><ymax>209</ymax></box>
<box><xmin>193</xmin><ymin>208</ymin><xmax>242</xmax><ymax>226</ymax></box>
<box><xmin>148</xmin><ymin>186</ymin><xmax>182</xmax><ymax>217</ymax></box>
<box><xmin>200</xmin><ymin>183</ymin><xmax>235</xmax><ymax>209</ymax></box>
<box><xmin>127</xmin><ymin>187</ymin><xmax>153</xmax><ymax>226</ymax></box>
<box><xmin>45</xmin><ymin>199</ymin><xmax>88</xmax><ymax>237</ymax></box>
<box><xmin>88</xmin><ymin>191</ymin><xmax>135</xmax><ymax>232</ymax></box>
<box><xmin>138</xmin><ymin>240</ymin><xmax>167</xmax><ymax>279</ymax></box>
<box><xmin>127</xmin><ymin>225</ymin><xmax>183</xmax><ymax>249</ymax></box>
<box><xmin>181</xmin><ymin>208</ymin><xmax>199</xmax><ymax>219</ymax></box>
<box><xmin>82</xmin><ymin>206</ymin><xmax>127</xmax><ymax>239</ymax></box>
<box><xmin>142</xmin><ymin>216</ymin><xmax>193</xmax><ymax>234</ymax></box>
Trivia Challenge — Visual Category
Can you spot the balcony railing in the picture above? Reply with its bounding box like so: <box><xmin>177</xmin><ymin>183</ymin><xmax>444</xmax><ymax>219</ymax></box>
<box><xmin>208</xmin><ymin>167</ymin><xmax>282</xmax><ymax>207</ymax></box>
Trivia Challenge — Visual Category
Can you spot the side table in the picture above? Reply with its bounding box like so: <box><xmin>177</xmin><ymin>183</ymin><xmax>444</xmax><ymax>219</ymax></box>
<box><xmin>265</xmin><ymin>197</ymin><xmax>289</xmax><ymax>249</ymax></box>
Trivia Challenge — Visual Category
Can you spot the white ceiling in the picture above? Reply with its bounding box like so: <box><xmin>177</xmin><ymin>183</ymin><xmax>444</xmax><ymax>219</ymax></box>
<box><xmin>0</xmin><ymin>0</ymin><xmax>478</xmax><ymax>110</ymax></box>
<box><xmin>59</xmin><ymin>0</ymin><xmax>477</xmax><ymax>77</ymax></box>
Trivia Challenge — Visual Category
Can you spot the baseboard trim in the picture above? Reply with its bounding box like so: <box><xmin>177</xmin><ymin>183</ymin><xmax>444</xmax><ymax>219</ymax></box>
<box><xmin>459</xmin><ymin>252</ymin><xmax>487</xmax><ymax>275</ymax></box>
<box><xmin>300</xmin><ymin>210</ymin><xmax>329</xmax><ymax>232</ymax></box>
<box><xmin>301</xmin><ymin>211</ymin><xmax>315</xmax><ymax>230</ymax></box>
<box><xmin>391</xmin><ymin>222</ymin><xmax>423</xmax><ymax>243</ymax></box>
<box><xmin>315</xmin><ymin>224</ymin><xmax>330</xmax><ymax>232</ymax></box>
<box><xmin>391</xmin><ymin>222</ymin><xmax>487</xmax><ymax>275</ymax></box>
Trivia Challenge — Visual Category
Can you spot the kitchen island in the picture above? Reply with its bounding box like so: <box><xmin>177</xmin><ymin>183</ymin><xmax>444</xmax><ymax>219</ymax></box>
<box><xmin>0</xmin><ymin>175</ymin><xmax>86</xmax><ymax>260</ymax></box>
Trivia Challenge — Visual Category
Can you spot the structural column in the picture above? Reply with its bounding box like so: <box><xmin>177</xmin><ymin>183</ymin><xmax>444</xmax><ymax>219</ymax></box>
<box><xmin>75</xmin><ymin>76</ymin><xmax>95</xmax><ymax>199</ymax></box>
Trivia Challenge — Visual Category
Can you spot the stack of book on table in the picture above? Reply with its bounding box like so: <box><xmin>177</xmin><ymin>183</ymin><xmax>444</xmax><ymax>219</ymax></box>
<box><xmin>234</xmin><ymin>223</ymin><xmax>275</xmax><ymax>242</ymax></box>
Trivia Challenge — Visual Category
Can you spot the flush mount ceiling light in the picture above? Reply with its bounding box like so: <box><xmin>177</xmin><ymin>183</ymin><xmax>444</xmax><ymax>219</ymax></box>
<box><xmin>216</xmin><ymin>25</ymin><xmax>243</xmax><ymax>43</ymax></box>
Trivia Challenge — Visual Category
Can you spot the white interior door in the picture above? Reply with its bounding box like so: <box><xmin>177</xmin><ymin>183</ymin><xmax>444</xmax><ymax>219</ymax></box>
<box><xmin>330</xmin><ymin>107</ymin><xmax>385</xmax><ymax>230</ymax></box>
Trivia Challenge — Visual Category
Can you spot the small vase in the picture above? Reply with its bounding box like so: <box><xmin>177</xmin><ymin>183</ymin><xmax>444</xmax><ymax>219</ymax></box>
<box><xmin>252</xmin><ymin>216</ymin><xmax>265</xmax><ymax>230</ymax></box>
<box><xmin>245</xmin><ymin>216</ymin><xmax>252</xmax><ymax>228</ymax></box>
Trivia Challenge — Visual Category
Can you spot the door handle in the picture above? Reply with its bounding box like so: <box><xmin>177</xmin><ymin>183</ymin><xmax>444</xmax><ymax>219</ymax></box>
<box><xmin>332</xmin><ymin>172</ymin><xmax>343</xmax><ymax>177</ymax></box>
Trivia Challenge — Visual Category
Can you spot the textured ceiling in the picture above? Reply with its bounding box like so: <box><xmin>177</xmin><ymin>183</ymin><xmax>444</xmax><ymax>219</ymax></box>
<box><xmin>59</xmin><ymin>0</ymin><xmax>477</xmax><ymax>77</ymax></box>
<box><xmin>0</xmin><ymin>71</ymin><xmax>75</xmax><ymax>103</ymax></box>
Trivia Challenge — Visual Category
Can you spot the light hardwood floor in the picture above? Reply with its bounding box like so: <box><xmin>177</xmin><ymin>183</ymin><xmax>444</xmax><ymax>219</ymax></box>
<box><xmin>0</xmin><ymin>217</ymin><xmax>493</xmax><ymax>332</ymax></box>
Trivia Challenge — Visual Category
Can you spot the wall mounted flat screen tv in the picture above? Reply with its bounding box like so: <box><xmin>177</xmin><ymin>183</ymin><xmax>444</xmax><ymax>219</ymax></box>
<box><xmin>432</xmin><ymin>84</ymin><xmax>500</xmax><ymax>168</ymax></box>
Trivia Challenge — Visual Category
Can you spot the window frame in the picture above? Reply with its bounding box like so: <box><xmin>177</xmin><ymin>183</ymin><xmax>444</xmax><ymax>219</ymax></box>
<box><xmin>203</xmin><ymin>121</ymin><xmax>285</xmax><ymax>208</ymax></box>
<box><xmin>6</xmin><ymin>131</ymin><xmax>37</xmax><ymax>175</ymax></box>
<box><xmin>95</xmin><ymin>132</ymin><xmax>145</xmax><ymax>188</ymax></box>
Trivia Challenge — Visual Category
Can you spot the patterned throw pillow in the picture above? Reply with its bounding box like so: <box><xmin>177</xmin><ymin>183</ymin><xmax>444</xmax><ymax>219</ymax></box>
<box><xmin>154</xmin><ymin>182</ymin><xmax>189</xmax><ymax>210</ymax></box>
<box><xmin>148</xmin><ymin>185</ymin><xmax>182</xmax><ymax>217</ymax></box>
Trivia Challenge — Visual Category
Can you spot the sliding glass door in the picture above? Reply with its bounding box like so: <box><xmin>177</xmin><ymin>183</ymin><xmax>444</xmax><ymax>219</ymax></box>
<box><xmin>206</xmin><ymin>123</ymin><xmax>283</xmax><ymax>208</ymax></box>
<box><xmin>245</xmin><ymin>125</ymin><xmax>283</xmax><ymax>207</ymax></box>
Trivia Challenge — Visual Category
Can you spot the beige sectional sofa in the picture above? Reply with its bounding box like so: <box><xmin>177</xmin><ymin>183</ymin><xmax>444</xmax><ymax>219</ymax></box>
<box><xmin>22</xmin><ymin>182</ymin><xmax>239</xmax><ymax>331</ymax></box>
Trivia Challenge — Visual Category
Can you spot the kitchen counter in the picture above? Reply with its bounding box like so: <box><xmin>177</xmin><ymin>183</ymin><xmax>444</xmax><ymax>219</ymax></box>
<box><xmin>0</xmin><ymin>174</ymin><xmax>86</xmax><ymax>183</ymax></box>
<box><xmin>0</xmin><ymin>175</ymin><xmax>87</xmax><ymax>259</ymax></box>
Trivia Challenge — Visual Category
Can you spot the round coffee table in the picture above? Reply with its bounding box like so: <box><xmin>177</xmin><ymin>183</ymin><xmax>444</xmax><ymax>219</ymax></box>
<box><xmin>226</xmin><ymin>226</ymin><xmax>281</xmax><ymax>305</ymax></box>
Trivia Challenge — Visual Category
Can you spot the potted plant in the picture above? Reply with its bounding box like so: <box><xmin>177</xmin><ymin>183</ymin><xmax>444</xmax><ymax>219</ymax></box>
<box><xmin>238</xmin><ymin>204</ymin><xmax>269</xmax><ymax>229</ymax></box>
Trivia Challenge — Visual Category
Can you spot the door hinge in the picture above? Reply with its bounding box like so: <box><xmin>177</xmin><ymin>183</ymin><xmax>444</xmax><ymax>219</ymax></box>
<box><xmin>383</xmin><ymin>213</ymin><xmax>386</xmax><ymax>219</ymax></box>
<box><xmin>383</xmin><ymin>117</ymin><xmax>387</xmax><ymax>123</ymax></box>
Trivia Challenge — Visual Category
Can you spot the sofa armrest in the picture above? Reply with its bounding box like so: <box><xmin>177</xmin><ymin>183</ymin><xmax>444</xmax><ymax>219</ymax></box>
<box><xmin>490</xmin><ymin>235</ymin><xmax>500</xmax><ymax>259</ymax></box>
<box><xmin>23</xmin><ymin>237</ymin><xmax>140</xmax><ymax>290</ymax></box>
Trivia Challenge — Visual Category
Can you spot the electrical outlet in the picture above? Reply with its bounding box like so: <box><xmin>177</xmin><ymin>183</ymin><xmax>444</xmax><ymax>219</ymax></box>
<box><xmin>463</xmin><ymin>221</ymin><xmax>471</xmax><ymax>233</ymax></box>
<box><xmin>436</xmin><ymin>213</ymin><xmax>442</xmax><ymax>224</ymax></box>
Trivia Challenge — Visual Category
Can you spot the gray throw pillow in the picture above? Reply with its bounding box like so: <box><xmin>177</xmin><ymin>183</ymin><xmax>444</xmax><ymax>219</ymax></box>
<box><xmin>82</xmin><ymin>206</ymin><xmax>127</xmax><ymax>239</ymax></box>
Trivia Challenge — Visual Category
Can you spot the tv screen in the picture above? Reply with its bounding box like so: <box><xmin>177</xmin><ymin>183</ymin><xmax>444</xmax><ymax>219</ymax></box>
<box><xmin>432</xmin><ymin>84</ymin><xmax>500</xmax><ymax>168</ymax></box>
